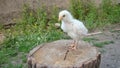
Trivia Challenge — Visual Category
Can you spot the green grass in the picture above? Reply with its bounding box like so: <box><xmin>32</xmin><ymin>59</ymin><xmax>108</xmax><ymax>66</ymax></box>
<box><xmin>110</xmin><ymin>29</ymin><xmax>120</xmax><ymax>33</ymax></box>
<box><xmin>83</xmin><ymin>37</ymin><xmax>99</xmax><ymax>42</ymax></box>
<box><xmin>2</xmin><ymin>63</ymin><xmax>24</xmax><ymax>68</ymax></box>
<box><xmin>83</xmin><ymin>37</ymin><xmax>114</xmax><ymax>47</ymax></box>
<box><xmin>0</xmin><ymin>25</ymin><xmax>66</xmax><ymax>67</ymax></box>
<box><xmin>70</xmin><ymin>0</ymin><xmax>120</xmax><ymax>31</ymax></box>
<box><xmin>0</xmin><ymin>0</ymin><xmax>120</xmax><ymax>67</ymax></box>
<box><xmin>93</xmin><ymin>41</ymin><xmax>114</xmax><ymax>47</ymax></box>
<box><xmin>0</xmin><ymin>5</ymin><xmax>66</xmax><ymax>68</ymax></box>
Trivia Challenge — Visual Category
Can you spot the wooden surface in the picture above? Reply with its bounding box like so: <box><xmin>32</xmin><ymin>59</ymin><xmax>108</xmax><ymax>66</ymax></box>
<box><xmin>27</xmin><ymin>40</ymin><xmax>101</xmax><ymax>68</ymax></box>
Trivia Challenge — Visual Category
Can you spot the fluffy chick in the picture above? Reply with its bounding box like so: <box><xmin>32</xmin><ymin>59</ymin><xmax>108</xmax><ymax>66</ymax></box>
<box><xmin>59</xmin><ymin>10</ymin><xmax>88</xmax><ymax>50</ymax></box>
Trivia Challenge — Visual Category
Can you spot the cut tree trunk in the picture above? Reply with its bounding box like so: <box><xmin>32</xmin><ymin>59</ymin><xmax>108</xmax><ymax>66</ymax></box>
<box><xmin>27</xmin><ymin>40</ymin><xmax>101</xmax><ymax>68</ymax></box>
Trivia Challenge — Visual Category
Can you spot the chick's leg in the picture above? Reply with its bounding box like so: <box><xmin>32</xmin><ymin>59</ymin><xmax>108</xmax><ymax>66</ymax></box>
<box><xmin>71</xmin><ymin>40</ymin><xmax>78</xmax><ymax>50</ymax></box>
<box><xmin>70</xmin><ymin>40</ymin><xmax>75</xmax><ymax>47</ymax></box>
<box><xmin>69</xmin><ymin>40</ymin><xmax>78</xmax><ymax>50</ymax></box>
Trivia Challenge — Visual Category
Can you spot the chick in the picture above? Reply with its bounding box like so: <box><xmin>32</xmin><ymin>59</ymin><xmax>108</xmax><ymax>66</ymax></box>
<box><xmin>59</xmin><ymin>10</ymin><xmax>88</xmax><ymax>50</ymax></box>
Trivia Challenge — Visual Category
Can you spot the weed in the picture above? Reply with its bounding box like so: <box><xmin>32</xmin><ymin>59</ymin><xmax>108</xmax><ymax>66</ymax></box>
<box><xmin>2</xmin><ymin>63</ymin><xmax>24</xmax><ymax>68</ymax></box>
<box><xmin>83</xmin><ymin>37</ymin><xmax>114</xmax><ymax>47</ymax></box>
<box><xmin>0</xmin><ymin>4</ymin><xmax>65</xmax><ymax>67</ymax></box>
<box><xmin>93</xmin><ymin>40</ymin><xmax>114</xmax><ymax>47</ymax></box>
<box><xmin>70</xmin><ymin>0</ymin><xmax>120</xmax><ymax>30</ymax></box>
<box><xmin>83</xmin><ymin>37</ymin><xmax>99</xmax><ymax>42</ymax></box>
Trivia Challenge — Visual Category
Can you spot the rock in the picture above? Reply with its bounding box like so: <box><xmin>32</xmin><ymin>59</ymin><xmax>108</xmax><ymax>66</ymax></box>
<box><xmin>55</xmin><ymin>23</ymin><xmax>60</xmax><ymax>28</ymax></box>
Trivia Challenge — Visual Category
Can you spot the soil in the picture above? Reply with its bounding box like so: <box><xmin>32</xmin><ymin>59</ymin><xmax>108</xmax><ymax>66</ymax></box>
<box><xmin>1</xmin><ymin>0</ymin><xmax>119</xmax><ymax>25</ymax></box>
<box><xmin>0</xmin><ymin>0</ymin><xmax>69</xmax><ymax>25</ymax></box>
<box><xmin>90</xmin><ymin>30</ymin><xmax>120</xmax><ymax>68</ymax></box>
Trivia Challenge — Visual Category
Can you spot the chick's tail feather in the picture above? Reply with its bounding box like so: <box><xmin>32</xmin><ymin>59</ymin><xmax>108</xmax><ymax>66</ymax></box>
<box><xmin>86</xmin><ymin>31</ymin><xmax>102</xmax><ymax>36</ymax></box>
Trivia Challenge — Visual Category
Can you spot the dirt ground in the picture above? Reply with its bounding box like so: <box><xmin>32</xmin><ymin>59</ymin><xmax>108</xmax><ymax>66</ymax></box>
<box><xmin>1</xmin><ymin>0</ymin><xmax>119</xmax><ymax>25</ymax></box>
<box><xmin>90</xmin><ymin>30</ymin><xmax>120</xmax><ymax>68</ymax></box>
<box><xmin>85</xmin><ymin>23</ymin><xmax>120</xmax><ymax>68</ymax></box>
<box><xmin>99</xmin><ymin>31</ymin><xmax>120</xmax><ymax>68</ymax></box>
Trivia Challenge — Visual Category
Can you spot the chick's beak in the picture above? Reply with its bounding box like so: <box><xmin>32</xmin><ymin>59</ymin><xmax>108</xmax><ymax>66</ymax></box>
<box><xmin>58</xmin><ymin>16</ymin><xmax>62</xmax><ymax>21</ymax></box>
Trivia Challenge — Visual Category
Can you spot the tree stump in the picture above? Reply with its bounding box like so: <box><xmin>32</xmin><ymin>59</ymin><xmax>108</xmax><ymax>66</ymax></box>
<box><xmin>27</xmin><ymin>40</ymin><xmax>101</xmax><ymax>68</ymax></box>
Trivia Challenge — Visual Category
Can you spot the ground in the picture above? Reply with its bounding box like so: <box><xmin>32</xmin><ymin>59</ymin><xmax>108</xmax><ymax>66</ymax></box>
<box><xmin>100</xmin><ymin>31</ymin><xmax>120</xmax><ymax>68</ymax></box>
<box><xmin>90</xmin><ymin>30</ymin><xmax>120</xmax><ymax>68</ymax></box>
<box><xmin>86</xmin><ymin>24</ymin><xmax>120</xmax><ymax>68</ymax></box>
<box><xmin>87</xmin><ymin>23</ymin><xmax>120</xmax><ymax>68</ymax></box>
<box><xmin>0</xmin><ymin>24</ymin><xmax>120</xmax><ymax>68</ymax></box>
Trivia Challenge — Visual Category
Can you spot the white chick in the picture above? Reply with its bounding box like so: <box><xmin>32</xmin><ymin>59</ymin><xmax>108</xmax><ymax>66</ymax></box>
<box><xmin>58</xmin><ymin>10</ymin><xmax>88</xmax><ymax>50</ymax></box>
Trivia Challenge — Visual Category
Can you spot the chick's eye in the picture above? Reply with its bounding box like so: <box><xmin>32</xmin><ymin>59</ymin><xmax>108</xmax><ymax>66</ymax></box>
<box><xmin>63</xmin><ymin>15</ymin><xmax>65</xmax><ymax>17</ymax></box>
